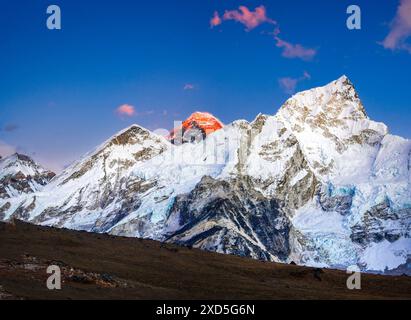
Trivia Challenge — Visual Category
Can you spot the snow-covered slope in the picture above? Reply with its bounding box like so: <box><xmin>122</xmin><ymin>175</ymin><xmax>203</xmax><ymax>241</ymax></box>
<box><xmin>0</xmin><ymin>153</ymin><xmax>55</xmax><ymax>220</ymax></box>
<box><xmin>1</xmin><ymin>76</ymin><xmax>410</xmax><ymax>274</ymax></box>
<box><xmin>273</xmin><ymin>76</ymin><xmax>411</xmax><ymax>271</ymax></box>
<box><xmin>0</xmin><ymin>153</ymin><xmax>55</xmax><ymax>199</ymax></box>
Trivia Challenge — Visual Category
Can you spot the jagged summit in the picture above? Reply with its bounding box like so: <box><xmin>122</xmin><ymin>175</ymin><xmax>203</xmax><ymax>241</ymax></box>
<box><xmin>0</xmin><ymin>153</ymin><xmax>55</xmax><ymax>199</ymax></box>
<box><xmin>0</xmin><ymin>153</ymin><xmax>53</xmax><ymax>177</ymax></box>
<box><xmin>54</xmin><ymin>123</ymin><xmax>169</xmax><ymax>188</ymax></box>
<box><xmin>273</xmin><ymin>76</ymin><xmax>389</xmax><ymax>187</ymax></box>
<box><xmin>1</xmin><ymin>77</ymin><xmax>409</xmax><ymax>274</ymax></box>
<box><xmin>96</xmin><ymin>124</ymin><xmax>167</xmax><ymax>151</ymax></box>
<box><xmin>108</xmin><ymin>124</ymin><xmax>162</xmax><ymax>146</ymax></box>
<box><xmin>334</xmin><ymin>74</ymin><xmax>350</xmax><ymax>85</ymax></box>
<box><xmin>276</xmin><ymin>75</ymin><xmax>375</xmax><ymax>137</ymax></box>
<box><xmin>315</xmin><ymin>74</ymin><xmax>352</xmax><ymax>90</ymax></box>
<box><xmin>169</xmin><ymin>111</ymin><xmax>224</xmax><ymax>144</ymax></box>
<box><xmin>3</xmin><ymin>152</ymin><xmax>33</xmax><ymax>163</ymax></box>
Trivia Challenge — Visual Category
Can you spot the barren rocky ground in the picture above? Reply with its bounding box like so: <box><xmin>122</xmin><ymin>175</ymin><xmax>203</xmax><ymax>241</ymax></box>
<box><xmin>0</xmin><ymin>221</ymin><xmax>410</xmax><ymax>300</ymax></box>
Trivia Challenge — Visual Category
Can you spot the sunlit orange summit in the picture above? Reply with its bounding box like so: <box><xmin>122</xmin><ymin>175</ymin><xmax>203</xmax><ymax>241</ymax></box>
<box><xmin>169</xmin><ymin>112</ymin><xmax>224</xmax><ymax>143</ymax></box>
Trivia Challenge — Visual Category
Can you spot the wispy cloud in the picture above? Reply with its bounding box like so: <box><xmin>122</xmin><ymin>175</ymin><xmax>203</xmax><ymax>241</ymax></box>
<box><xmin>278</xmin><ymin>71</ymin><xmax>311</xmax><ymax>94</ymax></box>
<box><xmin>184</xmin><ymin>83</ymin><xmax>195</xmax><ymax>90</ymax></box>
<box><xmin>220</xmin><ymin>5</ymin><xmax>275</xmax><ymax>30</ymax></box>
<box><xmin>274</xmin><ymin>35</ymin><xmax>317</xmax><ymax>60</ymax></box>
<box><xmin>3</xmin><ymin>123</ymin><xmax>19</xmax><ymax>132</ymax></box>
<box><xmin>116</xmin><ymin>104</ymin><xmax>136</xmax><ymax>117</ymax></box>
<box><xmin>381</xmin><ymin>0</ymin><xmax>411</xmax><ymax>53</ymax></box>
<box><xmin>210</xmin><ymin>5</ymin><xmax>316</xmax><ymax>60</ymax></box>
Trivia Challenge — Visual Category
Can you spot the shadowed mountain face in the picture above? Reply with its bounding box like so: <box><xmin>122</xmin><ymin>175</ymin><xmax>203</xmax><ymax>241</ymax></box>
<box><xmin>165</xmin><ymin>176</ymin><xmax>291</xmax><ymax>261</ymax></box>
<box><xmin>0</xmin><ymin>221</ymin><xmax>410</xmax><ymax>300</ymax></box>
<box><xmin>0</xmin><ymin>76</ymin><xmax>410</xmax><ymax>275</ymax></box>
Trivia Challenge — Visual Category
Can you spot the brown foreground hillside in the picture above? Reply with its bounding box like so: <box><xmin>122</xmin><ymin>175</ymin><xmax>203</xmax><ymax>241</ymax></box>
<box><xmin>0</xmin><ymin>221</ymin><xmax>410</xmax><ymax>300</ymax></box>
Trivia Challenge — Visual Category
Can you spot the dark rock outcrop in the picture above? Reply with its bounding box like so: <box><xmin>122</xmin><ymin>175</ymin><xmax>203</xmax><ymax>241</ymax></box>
<box><xmin>164</xmin><ymin>176</ymin><xmax>291</xmax><ymax>261</ymax></box>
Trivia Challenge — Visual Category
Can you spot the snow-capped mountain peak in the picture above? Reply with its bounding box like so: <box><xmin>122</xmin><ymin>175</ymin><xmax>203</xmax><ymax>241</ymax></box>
<box><xmin>274</xmin><ymin>76</ymin><xmax>390</xmax><ymax>185</ymax></box>
<box><xmin>1</xmin><ymin>76</ymin><xmax>410</xmax><ymax>275</ymax></box>
<box><xmin>0</xmin><ymin>153</ymin><xmax>55</xmax><ymax>199</ymax></box>
<box><xmin>169</xmin><ymin>111</ymin><xmax>224</xmax><ymax>143</ymax></box>
<box><xmin>278</xmin><ymin>75</ymin><xmax>369</xmax><ymax>127</ymax></box>
<box><xmin>53</xmin><ymin>124</ymin><xmax>170</xmax><ymax>189</ymax></box>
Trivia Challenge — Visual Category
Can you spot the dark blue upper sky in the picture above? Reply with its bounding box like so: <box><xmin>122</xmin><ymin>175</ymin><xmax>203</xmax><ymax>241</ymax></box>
<box><xmin>1</xmin><ymin>0</ymin><xmax>410</xmax><ymax>171</ymax></box>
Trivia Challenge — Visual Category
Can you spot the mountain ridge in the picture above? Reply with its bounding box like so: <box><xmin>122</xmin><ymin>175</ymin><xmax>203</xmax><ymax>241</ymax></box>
<box><xmin>1</xmin><ymin>76</ymin><xmax>410</xmax><ymax>274</ymax></box>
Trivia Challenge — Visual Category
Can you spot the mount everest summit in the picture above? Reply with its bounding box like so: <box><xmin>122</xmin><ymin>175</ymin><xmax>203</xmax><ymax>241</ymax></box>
<box><xmin>0</xmin><ymin>76</ymin><xmax>410</xmax><ymax>274</ymax></box>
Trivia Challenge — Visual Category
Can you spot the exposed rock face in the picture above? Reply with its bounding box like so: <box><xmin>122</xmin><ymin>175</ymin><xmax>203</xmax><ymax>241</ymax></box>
<box><xmin>1</xmin><ymin>76</ymin><xmax>410</xmax><ymax>274</ymax></box>
<box><xmin>164</xmin><ymin>176</ymin><xmax>291</xmax><ymax>261</ymax></box>
<box><xmin>351</xmin><ymin>199</ymin><xmax>411</xmax><ymax>245</ymax></box>
<box><xmin>273</xmin><ymin>142</ymin><xmax>320</xmax><ymax>213</ymax></box>
<box><xmin>0</xmin><ymin>202</ymin><xmax>11</xmax><ymax>220</ymax></box>
<box><xmin>0</xmin><ymin>154</ymin><xmax>55</xmax><ymax>199</ymax></box>
<box><xmin>318</xmin><ymin>184</ymin><xmax>354</xmax><ymax>215</ymax></box>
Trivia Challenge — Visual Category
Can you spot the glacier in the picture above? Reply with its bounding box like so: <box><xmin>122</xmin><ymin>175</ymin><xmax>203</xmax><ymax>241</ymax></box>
<box><xmin>0</xmin><ymin>76</ymin><xmax>410</xmax><ymax>274</ymax></box>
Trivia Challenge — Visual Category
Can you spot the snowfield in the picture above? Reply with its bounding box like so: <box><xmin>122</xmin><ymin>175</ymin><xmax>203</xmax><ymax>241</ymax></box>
<box><xmin>0</xmin><ymin>76</ymin><xmax>410</xmax><ymax>274</ymax></box>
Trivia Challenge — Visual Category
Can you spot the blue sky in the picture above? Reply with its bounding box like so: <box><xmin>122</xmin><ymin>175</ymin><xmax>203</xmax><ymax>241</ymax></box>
<box><xmin>0</xmin><ymin>0</ymin><xmax>410</xmax><ymax>171</ymax></box>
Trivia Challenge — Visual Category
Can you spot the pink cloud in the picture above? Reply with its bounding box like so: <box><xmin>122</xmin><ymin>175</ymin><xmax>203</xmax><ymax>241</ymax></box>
<box><xmin>278</xmin><ymin>71</ymin><xmax>311</xmax><ymax>94</ymax></box>
<box><xmin>210</xmin><ymin>11</ymin><xmax>222</xmax><ymax>28</ymax></box>
<box><xmin>274</xmin><ymin>36</ymin><xmax>317</xmax><ymax>60</ymax></box>
<box><xmin>222</xmin><ymin>5</ymin><xmax>275</xmax><ymax>30</ymax></box>
<box><xmin>381</xmin><ymin>0</ymin><xmax>411</xmax><ymax>53</ymax></box>
<box><xmin>210</xmin><ymin>6</ymin><xmax>316</xmax><ymax>61</ymax></box>
<box><xmin>116</xmin><ymin>104</ymin><xmax>135</xmax><ymax>117</ymax></box>
<box><xmin>184</xmin><ymin>83</ymin><xmax>195</xmax><ymax>90</ymax></box>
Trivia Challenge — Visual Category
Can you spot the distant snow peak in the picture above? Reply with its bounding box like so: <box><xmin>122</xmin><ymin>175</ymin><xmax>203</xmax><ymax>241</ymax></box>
<box><xmin>0</xmin><ymin>153</ymin><xmax>55</xmax><ymax>199</ymax></box>
<box><xmin>169</xmin><ymin>111</ymin><xmax>224</xmax><ymax>144</ymax></box>
<box><xmin>1</xmin><ymin>153</ymin><xmax>50</xmax><ymax>175</ymax></box>
<box><xmin>1</xmin><ymin>76</ymin><xmax>410</xmax><ymax>275</ymax></box>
